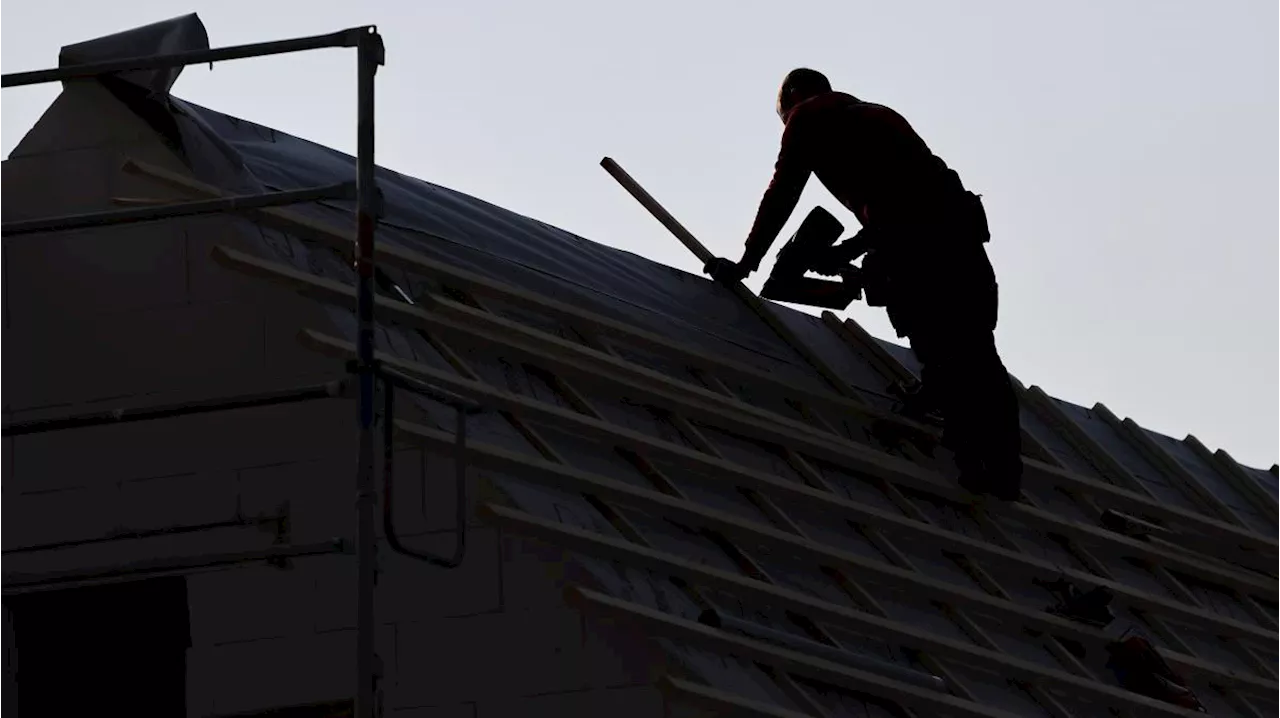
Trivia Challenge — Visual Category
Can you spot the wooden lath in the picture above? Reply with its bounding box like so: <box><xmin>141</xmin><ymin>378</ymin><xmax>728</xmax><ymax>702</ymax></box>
<box><xmin>1184</xmin><ymin>435</ymin><xmax>1279</xmax><ymax>525</ymax></box>
<box><xmin>215</xmin><ymin>243</ymin><xmax>1280</xmax><ymax>614</ymax></box>
<box><xmin>302</xmin><ymin>334</ymin><xmax>1277</xmax><ymax>682</ymax></box>
<box><xmin>565</xmin><ymin>321</ymin><xmax>1003</xmax><ymax>712</ymax></box>
<box><xmin>214</xmin><ymin>245</ymin><xmax>1275</xmax><ymax>598</ymax></box>
<box><xmin>238</xmin><ymin>255</ymin><xmax>1280</xmax><ymax>711</ymax></box>
<box><xmin>439</xmin><ymin>288</ymin><xmax>848</xmax><ymax>718</ymax></box>
<box><xmin>819</xmin><ymin>312</ymin><xmax>1251</xmax><ymax>692</ymax></box>
<box><xmin>815</xmin><ymin>258</ymin><xmax>1276</xmax><ymax>716</ymax></box>
<box><xmin>600</xmin><ymin>157</ymin><xmax>860</xmax><ymax>403</ymax></box>
<box><xmin>386</xmin><ymin>294</ymin><xmax>843</xmax><ymax>717</ymax></box>
<box><xmin>819</xmin><ymin>313</ymin><xmax>915</xmax><ymax>388</ymax></box>
<box><xmin>1090</xmin><ymin>403</ymin><xmax>1257</xmax><ymax>533</ymax></box>
<box><xmin>484</xmin><ymin>502</ymin><xmax>1266</xmax><ymax>715</ymax></box>
<box><xmin>132</xmin><ymin>158</ymin><xmax>1280</xmax><ymax>716</ymax></box>
<box><xmin>581</xmin><ymin>179</ymin><xmax>1093</xmax><ymax>714</ymax></box>
<box><xmin>401</xmin><ymin>263</ymin><xmax>984</xmax><ymax>714</ymax></box>
<box><xmin>657</xmin><ymin>675</ymin><xmax>822</xmax><ymax>718</ymax></box>
<box><xmin>568</xmin><ymin>585</ymin><xmax>1029</xmax><ymax>718</ymax></box>
<box><xmin>128</xmin><ymin>154</ymin><xmax>1277</xmax><ymax>558</ymax></box>
<box><xmin>1016</xmin><ymin>389</ymin><xmax>1276</xmax><ymax>675</ymax></box>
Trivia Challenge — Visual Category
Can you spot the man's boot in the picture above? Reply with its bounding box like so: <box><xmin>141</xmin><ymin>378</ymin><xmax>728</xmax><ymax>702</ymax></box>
<box><xmin>957</xmin><ymin>377</ymin><xmax>1023</xmax><ymax>501</ymax></box>
<box><xmin>983</xmin><ymin>454</ymin><xmax>1023</xmax><ymax>501</ymax></box>
<box><xmin>953</xmin><ymin>451</ymin><xmax>989</xmax><ymax>496</ymax></box>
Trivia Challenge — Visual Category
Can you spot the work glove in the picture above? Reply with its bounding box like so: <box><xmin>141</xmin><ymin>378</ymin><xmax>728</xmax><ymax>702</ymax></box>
<box><xmin>703</xmin><ymin>257</ymin><xmax>751</xmax><ymax>284</ymax></box>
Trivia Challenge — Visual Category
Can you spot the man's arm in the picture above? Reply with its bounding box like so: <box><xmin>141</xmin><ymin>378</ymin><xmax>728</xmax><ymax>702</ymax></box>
<box><xmin>737</xmin><ymin>120</ymin><xmax>810</xmax><ymax>274</ymax></box>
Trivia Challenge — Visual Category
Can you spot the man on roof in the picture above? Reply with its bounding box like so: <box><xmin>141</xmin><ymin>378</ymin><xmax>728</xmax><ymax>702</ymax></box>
<box><xmin>706</xmin><ymin>68</ymin><xmax>1023</xmax><ymax>500</ymax></box>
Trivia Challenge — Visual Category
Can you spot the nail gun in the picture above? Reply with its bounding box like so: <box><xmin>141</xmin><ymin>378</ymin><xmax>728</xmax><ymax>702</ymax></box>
<box><xmin>759</xmin><ymin>207</ymin><xmax>876</xmax><ymax>310</ymax></box>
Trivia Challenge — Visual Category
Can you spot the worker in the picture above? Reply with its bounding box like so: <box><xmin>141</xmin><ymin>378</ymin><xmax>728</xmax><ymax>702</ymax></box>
<box><xmin>704</xmin><ymin>68</ymin><xmax>1023</xmax><ymax>500</ymax></box>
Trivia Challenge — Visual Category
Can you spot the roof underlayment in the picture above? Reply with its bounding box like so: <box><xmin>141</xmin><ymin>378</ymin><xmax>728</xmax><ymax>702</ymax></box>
<box><xmin>19</xmin><ymin>15</ymin><xmax>1280</xmax><ymax>718</ymax></box>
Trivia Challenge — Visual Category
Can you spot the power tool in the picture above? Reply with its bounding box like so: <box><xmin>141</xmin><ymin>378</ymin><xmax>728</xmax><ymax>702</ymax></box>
<box><xmin>759</xmin><ymin>207</ymin><xmax>871</xmax><ymax>310</ymax></box>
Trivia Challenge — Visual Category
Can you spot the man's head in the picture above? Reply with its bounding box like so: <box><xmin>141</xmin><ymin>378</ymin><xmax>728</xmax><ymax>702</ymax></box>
<box><xmin>776</xmin><ymin>68</ymin><xmax>831</xmax><ymax>123</ymax></box>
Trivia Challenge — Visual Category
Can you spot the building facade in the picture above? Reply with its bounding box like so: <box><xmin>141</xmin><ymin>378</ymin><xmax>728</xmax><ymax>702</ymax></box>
<box><xmin>4</xmin><ymin>16</ymin><xmax>1277</xmax><ymax>718</ymax></box>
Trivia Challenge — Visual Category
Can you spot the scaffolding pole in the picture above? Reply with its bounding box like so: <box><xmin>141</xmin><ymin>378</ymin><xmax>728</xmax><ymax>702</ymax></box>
<box><xmin>0</xmin><ymin>27</ymin><xmax>366</xmax><ymax>88</ymax></box>
<box><xmin>1</xmin><ymin>380</ymin><xmax>346</xmax><ymax>436</ymax></box>
<box><xmin>353</xmin><ymin>27</ymin><xmax>386</xmax><ymax>718</ymax></box>
<box><xmin>2</xmin><ymin>24</ymin><xmax>387</xmax><ymax>718</ymax></box>
<box><xmin>2</xmin><ymin>516</ymin><xmax>283</xmax><ymax>556</ymax></box>
<box><xmin>3</xmin><ymin>540</ymin><xmax>346</xmax><ymax>595</ymax></box>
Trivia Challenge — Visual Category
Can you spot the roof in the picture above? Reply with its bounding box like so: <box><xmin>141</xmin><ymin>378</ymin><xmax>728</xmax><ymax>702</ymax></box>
<box><xmin>183</xmin><ymin>99</ymin><xmax>1278</xmax><ymax>718</ymax></box>
<box><xmin>20</xmin><ymin>17</ymin><xmax>1280</xmax><ymax>718</ymax></box>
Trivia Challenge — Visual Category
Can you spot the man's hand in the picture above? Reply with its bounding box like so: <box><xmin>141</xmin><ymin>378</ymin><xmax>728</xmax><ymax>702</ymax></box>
<box><xmin>703</xmin><ymin>257</ymin><xmax>751</xmax><ymax>284</ymax></box>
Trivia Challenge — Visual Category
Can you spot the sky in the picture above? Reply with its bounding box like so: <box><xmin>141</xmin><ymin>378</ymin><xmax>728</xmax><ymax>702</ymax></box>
<box><xmin>2</xmin><ymin>1</ymin><xmax>1277</xmax><ymax>468</ymax></box>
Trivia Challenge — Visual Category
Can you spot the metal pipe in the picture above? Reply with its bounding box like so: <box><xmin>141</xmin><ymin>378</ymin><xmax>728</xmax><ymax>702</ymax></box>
<box><xmin>698</xmin><ymin>608</ymin><xmax>948</xmax><ymax>693</ymax></box>
<box><xmin>353</xmin><ymin>27</ymin><xmax>385</xmax><ymax>718</ymax></box>
<box><xmin>376</xmin><ymin>362</ymin><xmax>483</xmax><ymax>414</ymax></box>
<box><xmin>2</xmin><ymin>516</ymin><xmax>280</xmax><ymax>555</ymax></box>
<box><xmin>2</xmin><ymin>539</ymin><xmax>345</xmax><ymax>594</ymax></box>
<box><xmin>1</xmin><ymin>380</ymin><xmax>346</xmax><ymax>437</ymax></box>
<box><xmin>1</xmin><ymin>27</ymin><xmax>370</xmax><ymax>88</ymax></box>
<box><xmin>381</xmin><ymin>379</ymin><xmax>470</xmax><ymax>568</ymax></box>
<box><xmin>2</xmin><ymin>182</ymin><xmax>355</xmax><ymax>237</ymax></box>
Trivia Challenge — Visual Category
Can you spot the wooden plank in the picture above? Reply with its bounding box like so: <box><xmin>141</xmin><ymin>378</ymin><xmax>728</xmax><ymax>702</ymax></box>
<box><xmin>814</xmin><ymin>305</ymin><xmax>1276</xmax><ymax>712</ymax></box>
<box><xmin>298</xmin><ymin>322</ymin><xmax>1278</xmax><ymax>644</ymax></box>
<box><xmin>212</xmin><ymin>250</ymin><xmax>1274</xmax><ymax>592</ymax></box>
<box><xmin>567</xmin><ymin>584</ymin><xmax>1030</xmax><ymax>718</ymax></box>
<box><xmin>658</xmin><ymin>675</ymin><xmax>821</xmax><ymax>718</ymax></box>
<box><xmin>1024</xmin><ymin>387</ymin><xmax>1151</xmax><ymax>490</ymax></box>
<box><xmin>204</xmin><ymin>245</ymin><xmax>1264</xmax><ymax>706</ymax></box>
<box><xmin>1019</xmin><ymin>397</ymin><xmax>1279</xmax><ymax>697</ymax></box>
<box><xmin>401</xmin><ymin>418</ymin><xmax>1280</xmax><ymax>675</ymax></box>
<box><xmin>124</xmin><ymin>151</ymin><xmax>1264</xmax><ymax>711</ymax></box>
<box><xmin>373</xmin><ymin>322</ymin><xmax>1280</xmax><ymax>614</ymax></box>
<box><xmin>129</xmin><ymin>156</ymin><xmax>908</xmax><ymax>425</ymax></box>
<box><xmin>1092</xmin><ymin>403</ymin><xmax>1255</xmax><ymax>532</ymax></box>
<box><xmin>455</xmin><ymin>292</ymin><xmax>947</xmax><ymax>713</ymax></box>
<box><xmin>1186</xmin><ymin>436</ymin><xmax>1278</xmax><ymax>524</ymax></box>
<box><xmin>821</xmin><ymin>313</ymin><xmax>915</xmax><ymax>387</ymax></box>
<box><xmin>600</xmin><ymin>157</ymin><xmax>859</xmax><ymax>400</ymax></box>
<box><xmin>135</xmin><ymin>154</ymin><xmax>1274</xmax><ymax>560</ymax></box>
<box><xmin>137</xmin><ymin>147</ymin><xmax>852</xmax><ymax>436</ymax></box>
<box><xmin>521</xmin><ymin>523</ymin><xmax>1239</xmax><ymax>717</ymax></box>
<box><xmin>795</xmin><ymin>354</ymin><xmax>1098</xmax><ymax>692</ymax></box>
<box><xmin>656</xmin><ymin>397</ymin><xmax>985</xmax><ymax>707</ymax></box>
<box><xmin>438</xmin><ymin>293</ymin><xmax>838</xmax><ymax>718</ymax></box>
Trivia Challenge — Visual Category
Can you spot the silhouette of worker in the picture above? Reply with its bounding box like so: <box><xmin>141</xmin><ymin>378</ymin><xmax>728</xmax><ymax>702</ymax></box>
<box><xmin>705</xmin><ymin>68</ymin><xmax>1023</xmax><ymax>499</ymax></box>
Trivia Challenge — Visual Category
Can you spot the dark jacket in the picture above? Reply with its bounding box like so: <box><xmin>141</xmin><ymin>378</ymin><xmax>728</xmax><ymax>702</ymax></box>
<box><xmin>741</xmin><ymin>91</ymin><xmax>967</xmax><ymax>270</ymax></box>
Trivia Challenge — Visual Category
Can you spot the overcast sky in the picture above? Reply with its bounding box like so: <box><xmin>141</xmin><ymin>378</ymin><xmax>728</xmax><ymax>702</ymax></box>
<box><xmin>2</xmin><ymin>1</ymin><xmax>1276</xmax><ymax>468</ymax></box>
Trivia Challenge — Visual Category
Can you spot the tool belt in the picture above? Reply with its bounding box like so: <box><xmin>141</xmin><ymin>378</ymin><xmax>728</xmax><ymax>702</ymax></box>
<box><xmin>757</xmin><ymin>192</ymin><xmax>989</xmax><ymax>315</ymax></box>
<box><xmin>860</xmin><ymin>190</ymin><xmax>990</xmax><ymax>310</ymax></box>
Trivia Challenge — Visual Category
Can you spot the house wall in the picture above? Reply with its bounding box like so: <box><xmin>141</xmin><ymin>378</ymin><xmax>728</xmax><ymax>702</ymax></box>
<box><xmin>3</xmin><ymin>604</ymin><xmax>16</xmax><ymax>716</ymax></box>
<box><xmin>1</xmin><ymin>82</ymin><xmax>666</xmax><ymax>717</ymax></box>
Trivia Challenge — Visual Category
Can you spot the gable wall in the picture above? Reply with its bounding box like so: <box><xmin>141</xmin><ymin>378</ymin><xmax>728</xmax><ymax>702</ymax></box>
<box><xmin>1</xmin><ymin>82</ymin><xmax>666</xmax><ymax>717</ymax></box>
